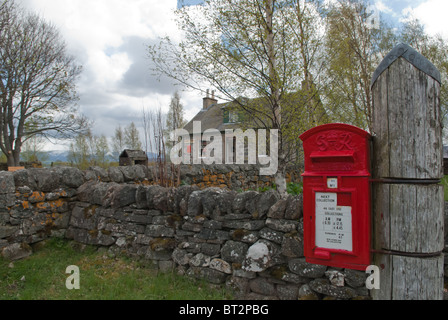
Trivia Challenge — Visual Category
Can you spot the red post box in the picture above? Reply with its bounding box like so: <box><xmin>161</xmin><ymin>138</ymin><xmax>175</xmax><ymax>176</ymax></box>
<box><xmin>299</xmin><ymin>123</ymin><xmax>372</xmax><ymax>271</ymax></box>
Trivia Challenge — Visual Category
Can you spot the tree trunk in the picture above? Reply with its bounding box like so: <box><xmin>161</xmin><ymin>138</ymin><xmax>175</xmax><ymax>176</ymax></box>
<box><xmin>6</xmin><ymin>152</ymin><xmax>19</xmax><ymax>167</ymax></box>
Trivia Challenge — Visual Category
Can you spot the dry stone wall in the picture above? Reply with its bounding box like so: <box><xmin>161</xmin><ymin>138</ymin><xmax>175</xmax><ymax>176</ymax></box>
<box><xmin>178</xmin><ymin>164</ymin><xmax>302</xmax><ymax>190</ymax></box>
<box><xmin>0</xmin><ymin>165</ymin><xmax>403</xmax><ymax>300</ymax></box>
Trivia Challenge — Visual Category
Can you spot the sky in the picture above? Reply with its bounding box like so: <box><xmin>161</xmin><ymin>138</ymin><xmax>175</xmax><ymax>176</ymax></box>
<box><xmin>18</xmin><ymin>0</ymin><xmax>448</xmax><ymax>151</ymax></box>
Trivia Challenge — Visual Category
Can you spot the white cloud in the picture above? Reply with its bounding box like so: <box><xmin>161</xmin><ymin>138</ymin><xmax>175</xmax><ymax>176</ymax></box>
<box><xmin>20</xmin><ymin>0</ymin><xmax>201</xmax><ymax>145</ymax></box>
<box><xmin>375</xmin><ymin>0</ymin><xmax>393</xmax><ymax>14</ymax></box>
<box><xmin>402</xmin><ymin>0</ymin><xmax>448</xmax><ymax>38</ymax></box>
<box><xmin>89</xmin><ymin>51</ymin><xmax>132</xmax><ymax>86</ymax></box>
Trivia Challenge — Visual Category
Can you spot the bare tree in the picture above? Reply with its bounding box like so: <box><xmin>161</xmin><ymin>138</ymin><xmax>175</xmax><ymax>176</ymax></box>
<box><xmin>0</xmin><ymin>0</ymin><xmax>86</xmax><ymax>166</ymax></box>
<box><xmin>124</xmin><ymin>122</ymin><xmax>142</xmax><ymax>150</ymax></box>
<box><xmin>111</xmin><ymin>125</ymin><xmax>125</xmax><ymax>158</ymax></box>
<box><xmin>149</xmin><ymin>108</ymin><xmax>169</xmax><ymax>186</ymax></box>
<box><xmin>141</xmin><ymin>106</ymin><xmax>151</xmax><ymax>156</ymax></box>
<box><xmin>141</xmin><ymin>104</ymin><xmax>180</xmax><ymax>187</ymax></box>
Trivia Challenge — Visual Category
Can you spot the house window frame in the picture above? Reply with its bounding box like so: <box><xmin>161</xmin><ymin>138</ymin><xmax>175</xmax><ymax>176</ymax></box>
<box><xmin>228</xmin><ymin>110</ymin><xmax>240</xmax><ymax>124</ymax></box>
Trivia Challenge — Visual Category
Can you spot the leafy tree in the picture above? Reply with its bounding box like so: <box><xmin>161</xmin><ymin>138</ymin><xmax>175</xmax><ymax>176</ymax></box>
<box><xmin>0</xmin><ymin>0</ymin><xmax>87</xmax><ymax>166</ymax></box>
<box><xmin>398</xmin><ymin>18</ymin><xmax>448</xmax><ymax>132</ymax></box>
<box><xmin>323</xmin><ymin>0</ymin><xmax>395</xmax><ymax>132</ymax></box>
<box><xmin>111</xmin><ymin>125</ymin><xmax>125</xmax><ymax>158</ymax></box>
<box><xmin>124</xmin><ymin>122</ymin><xmax>142</xmax><ymax>150</ymax></box>
<box><xmin>149</xmin><ymin>0</ymin><xmax>330</xmax><ymax>191</ymax></box>
<box><xmin>68</xmin><ymin>130</ymin><xmax>109</xmax><ymax>169</ymax></box>
<box><xmin>150</xmin><ymin>0</ymin><xmax>448</xmax><ymax>172</ymax></box>
<box><xmin>323</xmin><ymin>1</ymin><xmax>447</xmax><ymax>134</ymax></box>
<box><xmin>94</xmin><ymin>134</ymin><xmax>110</xmax><ymax>168</ymax></box>
<box><xmin>165</xmin><ymin>91</ymin><xmax>186</xmax><ymax>157</ymax></box>
<box><xmin>68</xmin><ymin>132</ymin><xmax>91</xmax><ymax>170</ymax></box>
<box><xmin>166</xmin><ymin>91</ymin><xmax>187</xmax><ymax>132</ymax></box>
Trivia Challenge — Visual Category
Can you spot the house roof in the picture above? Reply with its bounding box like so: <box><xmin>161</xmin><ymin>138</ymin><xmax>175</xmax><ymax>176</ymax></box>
<box><xmin>119</xmin><ymin>149</ymin><xmax>148</xmax><ymax>159</ymax></box>
<box><xmin>183</xmin><ymin>102</ymin><xmax>242</xmax><ymax>133</ymax></box>
<box><xmin>183</xmin><ymin>87</ymin><xmax>327</xmax><ymax>134</ymax></box>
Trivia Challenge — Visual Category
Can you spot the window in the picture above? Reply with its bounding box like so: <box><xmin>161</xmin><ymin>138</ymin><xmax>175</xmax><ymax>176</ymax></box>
<box><xmin>223</xmin><ymin>108</ymin><xmax>240</xmax><ymax>124</ymax></box>
<box><xmin>229</xmin><ymin>110</ymin><xmax>239</xmax><ymax>123</ymax></box>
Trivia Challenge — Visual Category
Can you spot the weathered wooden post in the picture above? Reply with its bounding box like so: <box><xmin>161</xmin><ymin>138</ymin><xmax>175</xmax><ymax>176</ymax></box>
<box><xmin>371</xmin><ymin>43</ymin><xmax>444</xmax><ymax>300</ymax></box>
<box><xmin>372</xmin><ymin>44</ymin><xmax>444</xmax><ymax>300</ymax></box>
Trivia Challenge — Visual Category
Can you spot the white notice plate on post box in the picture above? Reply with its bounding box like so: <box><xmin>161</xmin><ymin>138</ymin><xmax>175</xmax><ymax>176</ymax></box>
<box><xmin>327</xmin><ymin>178</ymin><xmax>338</xmax><ymax>189</ymax></box>
<box><xmin>315</xmin><ymin>192</ymin><xmax>352</xmax><ymax>252</ymax></box>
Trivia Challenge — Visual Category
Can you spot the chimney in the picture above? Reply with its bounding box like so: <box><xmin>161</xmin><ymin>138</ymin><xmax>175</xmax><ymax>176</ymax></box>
<box><xmin>203</xmin><ymin>89</ymin><xmax>217</xmax><ymax>109</ymax></box>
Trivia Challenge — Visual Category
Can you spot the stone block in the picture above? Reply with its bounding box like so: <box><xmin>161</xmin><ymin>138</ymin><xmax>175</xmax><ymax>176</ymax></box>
<box><xmin>222</xmin><ymin>220</ymin><xmax>265</xmax><ymax>231</ymax></box>
<box><xmin>226</xmin><ymin>276</ymin><xmax>250</xmax><ymax>298</ymax></box>
<box><xmin>77</xmin><ymin>181</ymin><xmax>113</xmax><ymax>205</ymax></box>
<box><xmin>69</xmin><ymin>227</ymin><xmax>115</xmax><ymax>246</ymax></box>
<box><xmin>172</xmin><ymin>248</ymin><xmax>192</xmax><ymax>266</ymax></box>
<box><xmin>107</xmin><ymin>166</ymin><xmax>124</xmax><ymax>183</ymax></box>
<box><xmin>145</xmin><ymin>225</ymin><xmax>175</xmax><ymax>238</ymax></box>
<box><xmin>298</xmin><ymin>284</ymin><xmax>319</xmax><ymax>300</ymax></box>
<box><xmin>344</xmin><ymin>269</ymin><xmax>368</xmax><ymax>288</ymax></box>
<box><xmin>285</xmin><ymin>194</ymin><xmax>302</xmax><ymax>220</ymax></box>
<box><xmin>259</xmin><ymin>227</ymin><xmax>284</xmax><ymax>244</ymax></box>
<box><xmin>189</xmin><ymin>253</ymin><xmax>211</xmax><ymax>267</ymax></box>
<box><xmin>0</xmin><ymin>193</ymin><xmax>15</xmax><ymax>209</ymax></box>
<box><xmin>0</xmin><ymin>171</ymin><xmax>15</xmax><ymax>194</ymax></box>
<box><xmin>146</xmin><ymin>185</ymin><xmax>168</xmax><ymax>212</ymax></box>
<box><xmin>231</xmin><ymin>229</ymin><xmax>259</xmax><ymax>244</ymax></box>
<box><xmin>242</xmin><ymin>240</ymin><xmax>280</xmax><ymax>272</ymax></box>
<box><xmin>1</xmin><ymin>242</ymin><xmax>32</xmax><ymax>261</ymax></box>
<box><xmin>249</xmin><ymin>277</ymin><xmax>276</xmax><ymax>296</ymax></box>
<box><xmin>267</xmin><ymin>199</ymin><xmax>287</xmax><ymax>219</ymax></box>
<box><xmin>246</xmin><ymin>190</ymin><xmax>279</xmax><ymax>219</ymax></box>
<box><xmin>190</xmin><ymin>267</ymin><xmax>228</xmax><ymax>284</ymax></box>
<box><xmin>102</xmin><ymin>184</ymin><xmax>137</xmax><ymax>208</ymax></box>
<box><xmin>281</xmin><ymin>235</ymin><xmax>303</xmax><ymax>258</ymax></box>
<box><xmin>0</xmin><ymin>212</ymin><xmax>10</xmax><ymax>225</ymax></box>
<box><xmin>53</xmin><ymin>167</ymin><xmax>85</xmax><ymax>188</ymax></box>
<box><xmin>201</xmin><ymin>243</ymin><xmax>221</xmax><ymax>256</ymax></box>
<box><xmin>0</xmin><ymin>225</ymin><xmax>18</xmax><ymax>239</ymax></box>
<box><xmin>288</xmin><ymin>258</ymin><xmax>327</xmax><ymax>278</ymax></box>
<box><xmin>221</xmin><ymin>240</ymin><xmax>248</xmax><ymax>264</ymax></box>
<box><xmin>210</xmin><ymin>258</ymin><xmax>232</xmax><ymax>274</ymax></box>
<box><xmin>158</xmin><ymin>260</ymin><xmax>174</xmax><ymax>273</ymax></box>
<box><xmin>265</xmin><ymin>218</ymin><xmax>298</xmax><ymax>233</ymax></box>
<box><xmin>70</xmin><ymin>205</ymin><xmax>98</xmax><ymax>230</ymax></box>
<box><xmin>28</xmin><ymin>168</ymin><xmax>61</xmax><ymax>192</ymax></box>
<box><xmin>309</xmin><ymin>278</ymin><xmax>357</xmax><ymax>300</ymax></box>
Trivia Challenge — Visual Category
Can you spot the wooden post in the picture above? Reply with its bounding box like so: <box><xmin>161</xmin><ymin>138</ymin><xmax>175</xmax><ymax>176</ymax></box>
<box><xmin>371</xmin><ymin>43</ymin><xmax>444</xmax><ymax>300</ymax></box>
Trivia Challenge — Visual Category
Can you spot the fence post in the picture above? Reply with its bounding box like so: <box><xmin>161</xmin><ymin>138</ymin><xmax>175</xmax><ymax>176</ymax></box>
<box><xmin>371</xmin><ymin>43</ymin><xmax>444</xmax><ymax>300</ymax></box>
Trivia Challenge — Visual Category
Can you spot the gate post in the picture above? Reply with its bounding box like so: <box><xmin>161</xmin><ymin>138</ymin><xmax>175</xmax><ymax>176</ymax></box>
<box><xmin>371</xmin><ymin>43</ymin><xmax>444</xmax><ymax>300</ymax></box>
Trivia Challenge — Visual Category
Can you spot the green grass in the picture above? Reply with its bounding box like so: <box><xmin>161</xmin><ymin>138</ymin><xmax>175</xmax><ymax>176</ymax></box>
<box><xmin>0</xmin><ymin>238</ymin><xmax>234</xmax><ymax>300</ymax></box>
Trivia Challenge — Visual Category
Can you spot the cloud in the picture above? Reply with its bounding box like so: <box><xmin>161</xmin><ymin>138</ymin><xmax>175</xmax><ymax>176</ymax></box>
<box><xmin>401</xmin><ymin>0</ymin><xmax>448</xmax><ymax>38</ymax></box>
<box><xmin>19</xmin><ymin>0</ymin><xmax>201</xmax><ymax>142</ymax></box>
<box><xmin>117</xmin><ymin>37</ymin><xmax>177</xmax><ymax>97</ymax></box>
<box><xmin>375</xmin><ymin>0</ymin><xmax>394</xmax><ymax>15</ymax></box>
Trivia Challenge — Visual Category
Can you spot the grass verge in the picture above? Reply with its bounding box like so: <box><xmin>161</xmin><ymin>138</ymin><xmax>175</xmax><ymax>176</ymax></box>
<box><xmin>0</xmin><ymin>238</ymin><xmax>234</xmax><ymax>300</ymax></box>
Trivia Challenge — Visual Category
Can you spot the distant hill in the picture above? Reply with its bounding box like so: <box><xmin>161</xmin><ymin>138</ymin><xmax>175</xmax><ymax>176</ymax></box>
<box><xmin>45</xmin><ymin>150</ymin><xmax>70</xmax><ymax>163</ymax></box>
<box><xmin>38</xmin><ymin>150</ymin><xmax>158</xmax><ymax>166</ymax></box>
